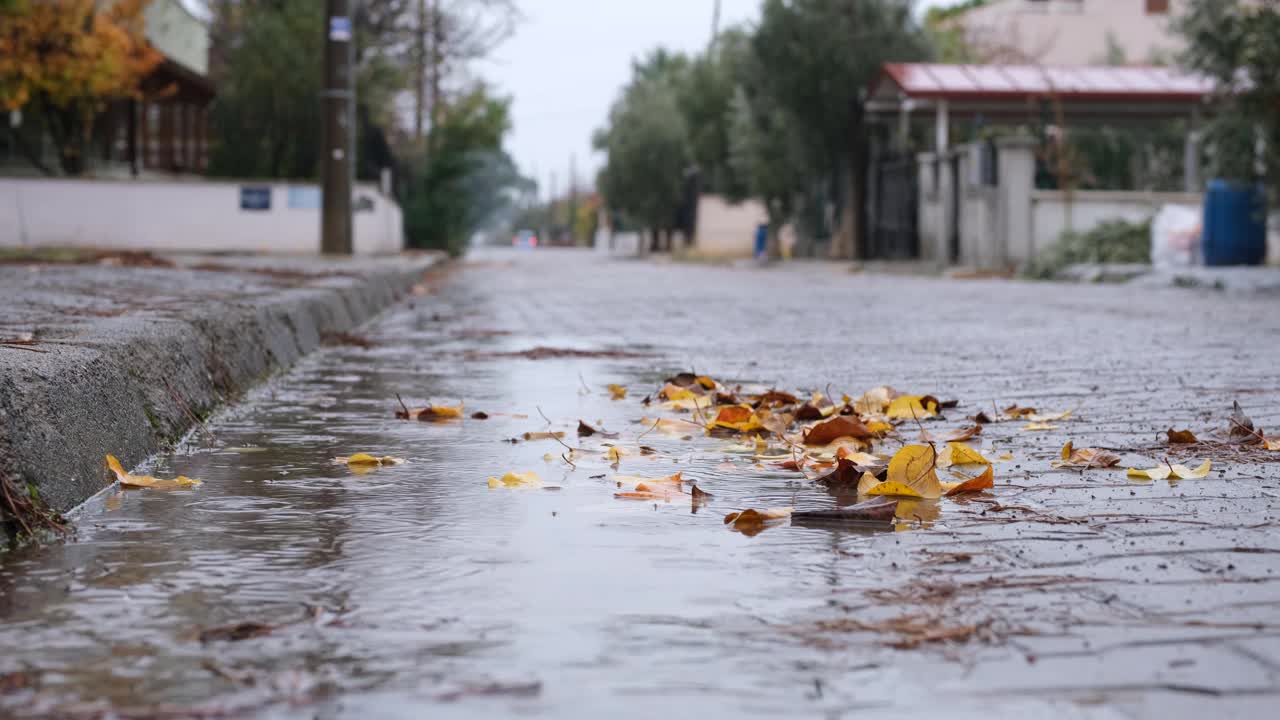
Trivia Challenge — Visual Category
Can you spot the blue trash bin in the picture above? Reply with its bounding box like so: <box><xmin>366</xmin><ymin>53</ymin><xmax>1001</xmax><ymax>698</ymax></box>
<box><xmin>1202</xmin><ymin>179</ymin><xmax>1267</xmax><ymax>266</ymax></box>
<box><xmin>754</xmin><ymin>223</ymin><xmax>768</xmax><ymax>259</ymax></box>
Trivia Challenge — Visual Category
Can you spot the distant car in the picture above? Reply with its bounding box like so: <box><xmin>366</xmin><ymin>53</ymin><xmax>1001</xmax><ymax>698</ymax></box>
<box><xmin>512</xmin><ymin>229</ymin><xmax>538</xmax><ymax>248</ymax></box>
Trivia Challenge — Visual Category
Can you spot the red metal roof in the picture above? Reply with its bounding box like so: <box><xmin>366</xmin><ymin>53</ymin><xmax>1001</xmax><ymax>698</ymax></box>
<box><xmin>877</xmin><ymin>63</ymin><xmax>1212</xmax><ymax>104</ymax></box>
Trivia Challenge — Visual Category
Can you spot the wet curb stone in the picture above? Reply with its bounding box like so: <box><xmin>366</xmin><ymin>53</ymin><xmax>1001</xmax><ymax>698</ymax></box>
<box><xmin>0</xmin><ymin>254</ymin><xmax>443</xmax><ymax>528</ymax></box>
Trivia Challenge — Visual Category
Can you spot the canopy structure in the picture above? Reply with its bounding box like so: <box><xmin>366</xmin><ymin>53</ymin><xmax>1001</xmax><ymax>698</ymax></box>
<box><xmin>868</xmin><ymin>62</ymin><xmax>1213</xmax><ymax>153</ymax></box>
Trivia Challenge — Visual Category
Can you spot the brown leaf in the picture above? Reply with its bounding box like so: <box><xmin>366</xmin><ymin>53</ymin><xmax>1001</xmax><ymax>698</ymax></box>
<box><xmin>791</xmin><ymin>497</ymin><xmax>900</xmax><ymax>525</ymax></box>
<box><xmin>577</xmin><ymin>420</ymin><xmax>598</xmax><ymax>437</ymax></box>
<box><xmin>794</xmin><ymin>402</ymin><xmax>826</xmax><ymax>421</ymax></box>
<box><xmin>1166</xmin><ymin>428</ymin><xmax>1198</xmax><ymax>444</ymax></box>
<box><xmin>522</xmin><ymin>431</ymin><xmax>566</xmax><ymax>441</ymax></box>
<box><xmin>803</xmin><ymin>416</ymin><xmax>873</xmax><ymax>446</ymax></box>
<box><xmin>972</xmin><ymin>411</ymin><xmax>993</xmax><ymax>424</ymax></box>
<box><xmin>471</xmin><ymin>411</ymin><xmax>489</xmax><ymax>420</ymax></box>
<box><xmin>1055</xmin><ymin>441</ymin><xmax>1122</xmax><ymax>469</ymax></box>
<box><xmin>691</xmin><ymin>484</ymin><xmax>712</xmax><ymax>510</ymax></box>
<box><xmin>666</xmin><ymin>372</ymin><xmax>699</xmax><ymax>387</ymax></box>
<box><xmin>775</xmin><ymin>457</ymin><xmax>807</xmax><ymax>472</ymax></box>
<box><xmin>756</xmin><ymin>390</ymin><xmax>799</xmax><ymax>407</ymax></box>
<box><xmin>199</xmin><ymin>621</ymin><xmax>278</xmax><ymax>643</ymax></box>
<box><xmin>814</xmin><ymin>458</ymin><xmax>861</xmax><ymax>490</ymax></box>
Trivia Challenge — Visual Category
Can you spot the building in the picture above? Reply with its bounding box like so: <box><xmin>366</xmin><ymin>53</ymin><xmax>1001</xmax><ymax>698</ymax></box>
<box><xmin>945</xmin><ymin>0</ymin><xmax>1185</xmax><ymax>66</ymax></box>
<box><xmin>1</xmin><ymin>0</ymin><xmax>214</xmax><ymax>177</ymax></box>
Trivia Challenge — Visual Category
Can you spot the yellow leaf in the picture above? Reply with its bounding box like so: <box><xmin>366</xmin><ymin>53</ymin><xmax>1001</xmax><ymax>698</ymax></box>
<box><xmin>1023</xmin><ymin>422</ymin><xmax>1060</xmax><ymax>431</ymax></box>
<box><xmin>995</xmin><ymin>451</ymin><xmax>1014</xmax><ymax>462</ymax></box>
<box><xmin>695</xmin><ymin>376</ymin><xmax>717</xmax><ymax>390</ymax></box>
<box><xmin>1264</xmin><ymin>438</ymin><xmax>1280</xmax><ymax>451</ymax></box>
<box><xmin>425</xmin><ymin>403</ymin><xmax>464</xmax><ymax>418</ymax></box>
<box><xmin>607</xmin><ymin>446</ymin><xmax>628</xmax><ymax>461</ymax></box>
<box><xmin>346</xmin><ymin>453</ymin><xmax>382</xmax><ymax>465</ymax></box>
<box><xmin>874</xmin><ymin>445</ymin><xmax>942</xmax><ymax>499</ymax></box>
<box><xmin>487</xmin><ymin>471</ymin><xmax>543</xmax><ymax>488</ymax></box>
<box><xmin>856</xmin><ymin>471</ymin><xmax>881</xmax><ymax>495</ymax></box>
<box><xmin>836</xmin><ymin>449</ymin><xmax>882</xmax><ymax>466</ymax></box>
<box><xmin>709</xmin><ymin>405</ymin><xmax>765</xmax><ymax>432</ymax></box>
<box><xmin>886</xmin><ymin>395</ymin><xmax>937</xmax><ymax>420</ymax></box>
<box><xmin>659</xmin><ymin>383</ymin><xmax>697</xmax><ymax>402</ymax></box>
<box><xmin>615</xmin><ymin>472</ymin><xmax>685</xmax><ymax>500</ymax></box>
<box><xmin>866</xmin><ymin>480</ymin><xmax>925</xmax><ymax>498</ymax></box>
<box><xmin>105</xmin><ymin>454</ymin><xmax>201</xmax><ymax>490</ymax></box>
<box><xmin>865</xmin><ymin>420</ymin><xmax>894</xmax><ymax>435</ymax></box>
<box><xmin>938</xmin><ymin>442</ymin><xmax>989</xmax><ymax>468</ymax></box>
<box><xmin>607</xmin><ymin>384</ymin><xmax>627</xmax><ymax>400</ymax></box>
<box><xmin>1126</xmin><ymin>460</ymin><xmax>1211</xmax><ymax>481</ymax></box>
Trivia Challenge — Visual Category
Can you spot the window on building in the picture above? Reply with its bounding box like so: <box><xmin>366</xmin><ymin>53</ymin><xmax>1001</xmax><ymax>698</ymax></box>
<box><xmin>1147</xmin><ymin>0</ymin><xmax>1170</xmax><ymax>13</ymax></box>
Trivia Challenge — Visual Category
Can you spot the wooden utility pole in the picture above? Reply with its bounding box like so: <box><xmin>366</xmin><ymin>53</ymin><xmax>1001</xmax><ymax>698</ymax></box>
<box><xmin>710</xmin><ymin>0</ymin><xmax>722</xmax><ymax>50</ymax></box>
<box><xmin>414</xmin><ymin>0</ymin><xmax>426</xmax><ymax>141</ymax></box>
<box><xmin>321</xmin><ymin>0</ymin><xmax>354</xmax><ymax>254</ymax></box>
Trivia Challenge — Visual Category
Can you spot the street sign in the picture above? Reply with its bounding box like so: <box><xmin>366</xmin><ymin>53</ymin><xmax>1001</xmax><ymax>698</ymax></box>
<box><xmin>328</xmin><ymin>16</ymin><xmax>351</xmax><ymax>42</ymax></box>
<box><xmin>239</xmin><ymin>186</ymin><xmax>272</xmax><ymax>211</ymax></box>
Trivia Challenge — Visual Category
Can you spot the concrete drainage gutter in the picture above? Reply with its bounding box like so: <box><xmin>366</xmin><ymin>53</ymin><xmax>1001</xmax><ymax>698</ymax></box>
<box><xmin>0</xmin><ymin>253</ymin><xmax>444</xmax><ymax>538</ymax></box>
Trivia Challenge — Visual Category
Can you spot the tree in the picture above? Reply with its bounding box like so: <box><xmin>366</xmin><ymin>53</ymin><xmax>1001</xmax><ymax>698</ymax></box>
<box><xmin>674</xmin><ymin>28</ymin><xmax>750</xmax><ymax>199</ymax></box>
<box><xmin>594</xmin><ymin>54</ymin><xmax>691</xmax><ymax>252</ymax></box>
<box><xmin>403</xmin><ymin>84</ymin><xmax>523</xmax><ymax>255</ymax></box>
<box><xmin>751</xmin><ymin>0</ymin><xmax>928</xmax><ymax>259</ymax></box>
<box><xmin>0</xmin><ymin>0</ymin><xmax>161</xmax><ymax>175</ymax></box>
<box><xmin>206</xmin><ymin>0</ymin><xmax>324</xmax><ymax>179</ymax></box>
<box><xmin>1177</xmin><ymin>0</ymin><xmax>1280</xmax><ymax>190</ymax></box>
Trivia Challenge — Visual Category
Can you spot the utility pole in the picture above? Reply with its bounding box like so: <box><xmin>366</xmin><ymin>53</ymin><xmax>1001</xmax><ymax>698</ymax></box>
<box><xmin>567</xmin><ymin>154</ymin><xmax>578</xmax><ymax>245</ymax></box>
<box><xmin>414</xmin><ymin>0</ymin><xmax>426</xmax><ymax>142</ymax></box>
<box><xmin>709</xmin><ymin>0</ymin><xmax>721</xmax><ymax>51</ymax></box>
<box><xmin>321</xmin><ymin>0</ymin><xmax>354</xmax><ymax>254</ymax></box>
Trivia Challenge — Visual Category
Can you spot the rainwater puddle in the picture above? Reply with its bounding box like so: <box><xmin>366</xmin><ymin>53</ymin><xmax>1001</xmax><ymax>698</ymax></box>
<box><xmin>0</xmin><ymin>260</ymin><xmax>977</xmax><ymax>719</ymax></box>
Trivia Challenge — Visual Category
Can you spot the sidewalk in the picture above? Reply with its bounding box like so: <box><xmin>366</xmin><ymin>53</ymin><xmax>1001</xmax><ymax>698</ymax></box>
<box><xmin>0</xmin><ymin>251</ymin><xmax>443</xmax><ymax>529</ymax></box>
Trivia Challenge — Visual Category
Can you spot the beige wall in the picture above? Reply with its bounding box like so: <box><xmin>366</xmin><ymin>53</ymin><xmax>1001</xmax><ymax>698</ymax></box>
<box><xmin>957</xmin><ymin>0</ymin><xmax>1185</xmax><ymax>66</ymax></box>
<box><xmin>1031</xmin><ymin>190</ymin><xmax>1202</xmax><ymax>256</ymax></box>
<box><xmin>0</xmin><ymin>179</ymin><xmax>402</xmax><ymax>255</ymax></box>
<box><xmin>693</xmin><ymin>195</ymin><xmax>767</xmax><ymax>257</ymax></box>
<box><xmin>146</xmin><ymin>0</ymin><xmax>210</xmax><ymax>76</ymax></box>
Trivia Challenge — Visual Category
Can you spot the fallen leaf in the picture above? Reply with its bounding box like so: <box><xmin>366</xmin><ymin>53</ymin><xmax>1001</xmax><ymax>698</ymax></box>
<box><xmin>615</xmin><ymin>473</ymin><xmax>685</xmax><ymax>500</ymax></box>
<box><xmin>886</xmin><ymin>395</ymin><xmax>937</xmax><ymax>420</ymax></box>
<box><xmin>607</xmin><ymin>384</ymin><xmax>627</xmax><ymax>400</ymax></box>
<box><xmin>1229</xmin><ymin>401</ymin><xmax>1263</xmax><ymax>443</ymax></box>
<box><xmin>940</xmin><ymin>464</ymin><xmax>994</xmax><ymax>496</ymax></box>
<box><xmin>1166</xmin><ymin>429</ymin><xmax>1198</xmax><ymax>444</ymax></box>
<box><xmin>937</xmin><ymin>442</ymin><xmax>990</xmax><ymax>468</ymax></box>
<box><xmin>1265</xmin><ymin>438</ymin><xmax>1280</xmax><ymax>451</ymax></box>
<box><xmin>995</xmin><ymin>451</ymin><xmax>1014</xmax><ymax>462</ymax></box>
<box><xmin>790</xmin><ymin>497</ymin><xmax>899</xmax><ymax>525</ymax></box>
<box><xmin>659</xmin><ymin>383</ymin><xmax>699</xmax><ymax>401</ymax></box>
<box><xmin>972</xmin><ymin>411</ymin><xmax>993</xmax><ymax>424</ymax></box>
<box><xmin>523</xmin><ymin>431</ymin><xmax>566</xmax><ymax>441</ymax></box>
<box><xmin>606</xmin><ymin>446</ymin><xmax>628</xmax><ymax>462</ymax></box>
<box><xmin>1028</xmin><ymin>409</ymin><xmax>1073</xmax><ymax>423</ymax></box>
<box><xmin>106</xmin><ymin>454</ymin><xmax>201</xmax><ymax>489</ymax></box>
<box><xmin>854</xmin><ymin>386</ymin><xmax>898</xmax><ymax>415</ymax></box>
<box><xmin>857</xmin><ymin>471</ymin><xmax>882</xmax><ymax>495</ymax></box>
<box><xmin>814</xmin><ymin>458</ymin><xmax>861</xmax><ymax>490</ymax></box>
<box><xmin>691</xmin><ymin>484</ymin><xmax>712</xmax><ymax>506</ymax></box>
<box><xmin>1022</xmin><ymin>422</ymin><xmax>1060</xmax><ymax>431</ymax></box>
<box><xmin>199</xmin><ymin>622</ymin><xmax>278</xmax><ymax>643</ymax></box>
<box><xmin>755</xmin><ymin>390</ymin><xmax>799</xmax><ymax>407</ymax></box>
<box><xmin>709</xmin><ymin>405</ymin><xmax>765</xmax><ymax>432</ymax></box>
<box><xmin>398</xmin><ymin>403</ymin><xmax>464</xmax><ymax>420</ymax></box>
<box><xmin>803</xmin><ymin>416</ymin><xmax>874</xmax><ymax>446</ymax></box>
<box><xmin>339</xmin><ymin>453</ymin><xmax>404</xmax><ymax>467</ymax></box>
<box><xmin>487</xmin><ymin>471</ymin><xmax>544</xmax><ymax>488</ymax></box>
<box><xmin>948</xmin><ymin>425</ymin><xmax>982</xmax><ymax>441</ymax></box>
<box><xmin>723</xmin><ymin>507</ymin><xmax>794</xmax><ymax>535</ymax></box>
<box><xmin>471</xmin><ymin>411</ymin><xmax>489</xmax><ymax>420</ymax></box>
<box><xmin>866</xmin><ymin>446</ymin><xmax>942</xmax><ymax>499</ymax></box>
<box><xmin>1053</xmin><ymin>441</ymin><xmax>1121</xmax><ymax>469</ymax></box>
<box><xmin>1003</xmin><ymin>404</ymin><xmax>1037</xmax><ymax>418</ymax></box>
<box><xmin>1126</xmin><ymin>460</ymin><xmax>1211</xmax><ymax>481</ymax></box>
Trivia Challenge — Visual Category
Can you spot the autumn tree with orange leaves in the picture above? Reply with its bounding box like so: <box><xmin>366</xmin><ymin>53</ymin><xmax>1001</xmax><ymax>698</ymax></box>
<box><xmin>0</xmin><ymin>0</ymin><xmax>161</xmax><ymax>174</ymax></box>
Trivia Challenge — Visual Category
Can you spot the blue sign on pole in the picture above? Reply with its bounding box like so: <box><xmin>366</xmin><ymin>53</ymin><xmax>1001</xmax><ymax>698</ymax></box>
<box><xmin>329</xmin><ymin>16</ymin><xmax>352</xmax><ymax>42</ymax></box>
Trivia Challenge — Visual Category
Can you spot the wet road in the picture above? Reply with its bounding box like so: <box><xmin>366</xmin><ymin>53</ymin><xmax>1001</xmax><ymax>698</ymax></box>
<box><xmin>2</xmin><ymin>249</ymin><xmax>1280</xmax><ymax>719</ymax></box>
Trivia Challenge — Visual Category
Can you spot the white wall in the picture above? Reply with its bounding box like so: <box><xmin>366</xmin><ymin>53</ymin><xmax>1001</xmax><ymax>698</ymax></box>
<box><xmin>1030</xmin><ymin>190</ymin><xmax>1202</xmax><ymax>257</ymax></box>
<box><xmin>693</xmin><ymin>195</ymin><xmax>768</xmax><ymax>257</ymax></box>
<box><xmin>958</xmin><ymin>0</ymin><xmax>1185</xmax><ymax>66</ymax></box>
<box><xmin>0</xmin><ymin>178</ymin><xmax>403</xmax><ymax>255</ymax></box>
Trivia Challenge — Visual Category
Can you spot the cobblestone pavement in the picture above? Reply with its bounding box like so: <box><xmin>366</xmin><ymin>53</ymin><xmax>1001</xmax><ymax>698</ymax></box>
<box><xmin>1</xmin><ymin>247</ymin><xmax>1278</xmax><ymax>719</ymax></box>
<box><xmin>473</xmin><ymin>249</ymin><xmax>1280</xmax><ymax>716</ymax></box>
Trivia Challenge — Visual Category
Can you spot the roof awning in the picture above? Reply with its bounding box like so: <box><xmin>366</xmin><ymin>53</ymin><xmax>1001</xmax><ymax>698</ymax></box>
<box><xmin>868</xmin><ymin>63</ymin><xmax>1212</xmax><ymax>122</ymax></box>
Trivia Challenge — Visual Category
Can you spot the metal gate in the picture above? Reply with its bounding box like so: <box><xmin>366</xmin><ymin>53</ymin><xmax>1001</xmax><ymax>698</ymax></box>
<box><xmin>869</xmin><ymin>152</ymin><xmax>919</xmax><ymax>259</ymax></box>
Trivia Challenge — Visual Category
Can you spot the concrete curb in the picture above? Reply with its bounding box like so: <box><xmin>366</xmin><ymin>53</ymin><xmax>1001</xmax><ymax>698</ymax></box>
<box><xmin>0</xmin><ymin>254</ymin><xmax>443</xmax><ymax>530</ymax></box>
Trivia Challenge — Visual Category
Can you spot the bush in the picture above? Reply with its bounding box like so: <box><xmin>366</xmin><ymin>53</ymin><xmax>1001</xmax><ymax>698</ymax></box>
<box><xmin>1024</xmin><ymin>218</ymin><xmax>1151</xmax><ymax>279</ymax></box>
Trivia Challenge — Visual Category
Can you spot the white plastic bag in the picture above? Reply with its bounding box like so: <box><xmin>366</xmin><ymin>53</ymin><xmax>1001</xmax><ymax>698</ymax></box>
<box><xmin>1151</xmin><ymin>204</ymin><xmax>1202</xmax><ymax>268</ymax></box>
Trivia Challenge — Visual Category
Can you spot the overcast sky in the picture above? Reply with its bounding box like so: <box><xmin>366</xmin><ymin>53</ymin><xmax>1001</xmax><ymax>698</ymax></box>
<box><xmin>486</xmin><ymin>0</ymin><xmax>957</xmax><ymax>195</ymax></box>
